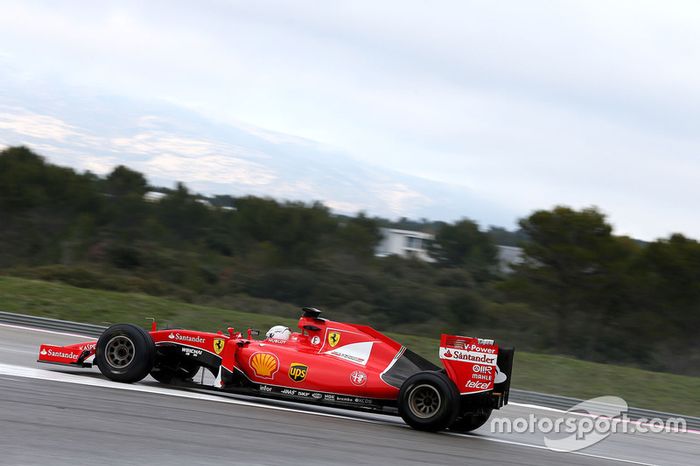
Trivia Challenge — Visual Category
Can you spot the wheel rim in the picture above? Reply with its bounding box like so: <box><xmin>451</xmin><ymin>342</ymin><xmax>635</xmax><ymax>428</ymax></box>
<box><xmin>408</xmin><ymin>383</ymin><xmax>442</xmax><ymax>419</ymax></box>
<box><xmin>105</xmin><ymin>335</ymin><xmax>135</xmax><ymax>369</ymax></box>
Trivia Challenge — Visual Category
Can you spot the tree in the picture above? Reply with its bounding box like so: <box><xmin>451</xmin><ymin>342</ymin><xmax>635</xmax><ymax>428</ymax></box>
<box><xmin>232</xmin><ymin>197</ymin><xmax>336</xmax><ymax>264</ymax></box>
<box><xmin>429</xmin><ymin>219</ymin><xmax>497</xmax><ymax>276</ymax></box>
<box><xmin>104</xmin><ymin>165</ymin><xmax>148</xmax><ymax>198</ymax></box>
<box><xmin>641</xmin><ymin>234</ymin><xmax>700</xmax><ymax>369</ymax></box>
<box><xmin>335</xmin><ymin>212</ymin><xmax>382</xmax><ymax>258</ymax></box>
<box><xmin>487</xmin><ymin>226</ymin><xmax>527</xmax><ymax>247</ymax></box>
<box><xmin>156</xmin><ymin>182</ymin><xmax>211</xmax><ymax>242</ymax></box>
<box><xmin>505</xmin><ymin>206</ymin><xmax>639</xmax><ymax>358</ymax></box>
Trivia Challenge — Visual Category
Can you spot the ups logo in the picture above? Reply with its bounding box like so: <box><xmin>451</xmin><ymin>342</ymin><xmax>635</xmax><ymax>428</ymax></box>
<box><xmin>288</xmin><ymin>363</ymin><xmax>308</xmax><ymax>382</ymax></box>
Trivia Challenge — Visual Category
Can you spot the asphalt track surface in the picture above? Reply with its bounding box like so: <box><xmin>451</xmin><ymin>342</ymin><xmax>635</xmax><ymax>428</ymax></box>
<box><xmin>0</xmin><ymin>324</ymin><xmax>697</xmax><ymax>465</ymax></box>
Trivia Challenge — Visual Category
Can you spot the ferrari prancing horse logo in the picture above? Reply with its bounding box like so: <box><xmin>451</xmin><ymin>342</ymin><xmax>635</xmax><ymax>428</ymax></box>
<box><xmin>328</xmin><ymin>331</ymin><xmax>341</xmax><ymax>347</ymax></box>
<box><xmin>213</xmin><ymin>338</ymin><xmax>225</xmax><ymax>355</ymax></box>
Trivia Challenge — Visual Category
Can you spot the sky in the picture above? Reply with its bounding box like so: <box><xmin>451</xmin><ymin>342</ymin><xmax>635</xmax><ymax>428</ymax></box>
<box><xmin>1</xmin><ymin>0</ymin><xmax>700</xmax><ymax>239</ymax></box>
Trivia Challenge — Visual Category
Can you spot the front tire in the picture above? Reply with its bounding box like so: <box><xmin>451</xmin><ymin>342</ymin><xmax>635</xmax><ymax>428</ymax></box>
<box><xmin>398</xmin><ymin>371</ymin><xmax>459</xmax><ymax>432</ymax></box>
<box><xmin>95</xmin><ymin>324</ymin><xmax>155</xmax><ymax>383</ymax></box>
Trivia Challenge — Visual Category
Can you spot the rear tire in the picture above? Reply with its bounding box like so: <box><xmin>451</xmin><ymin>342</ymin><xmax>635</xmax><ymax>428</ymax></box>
<box><xmin>95</xmin><ymin>324</ymin><xmax>155</xmax><ymax>383</ymax></box>
<box><xmin>449</xmin><ymin>409</ymin><xmax>493</xmax><ymax>432</ymax></box>
<box><xmin>398</xmin><ymin>371</ymin><xmax>459</xmax><ymax>432</ymax></box>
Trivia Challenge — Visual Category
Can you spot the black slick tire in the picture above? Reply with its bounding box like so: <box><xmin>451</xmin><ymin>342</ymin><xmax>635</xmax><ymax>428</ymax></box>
<box><xmin>95</xmin><ymin>324</ymin><xmax>155</xmax><ymax>383</ymax></box>
<box><xmin>398</xmin><ymin>371</ymin><xmax>460</xmax><ymax>432</ymax></box>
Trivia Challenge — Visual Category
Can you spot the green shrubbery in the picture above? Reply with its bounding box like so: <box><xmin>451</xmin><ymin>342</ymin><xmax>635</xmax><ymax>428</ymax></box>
<box><xmin>2</xmin><ymin>146</ymin><xmax>700</xmax><ymax>376</ymax></box>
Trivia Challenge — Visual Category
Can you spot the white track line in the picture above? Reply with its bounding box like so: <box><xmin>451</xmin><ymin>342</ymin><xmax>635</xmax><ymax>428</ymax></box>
<box><xmin>7</xmin><ymin>323</ymin><xmax>694</xmax><ymax>436</ymax></box>
<box><xmin>508</xmin><ymin>402</ymin><xmax>700</xmax><ymax>436</ymax></box>
<box><xmin>0</xmin><ymin>323</ymin><xmax>700</xmax><ymax>454</ymax></box>
<box><xmin>0</xmin><ymin>363</ymin><xmax>382</xmax><ymax>424</ymax></box>
<box><xmin>0</xmin><ymin>362</ymin><xmax>668</xmax><ymax>465</ymax></box>
<box><xmin>0</xmin><ymin>345</ymin><xmax>35</xmax><ymax>355</ymax></box>
<box><xmin>0</xmin><ymin>322</ymin><xmax>95</xmax><ymax>339</ymax></box>
<box><xmin>447</xmin><ymin>432</ymin><xmax>658</xmax><ymax>466</ymax></box>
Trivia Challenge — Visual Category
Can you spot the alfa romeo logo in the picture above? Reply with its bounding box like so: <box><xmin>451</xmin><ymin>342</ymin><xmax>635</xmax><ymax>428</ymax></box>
<box><xmin>350</xmin><ymin>370</ymin><xmax>366</xmax><ymax>386</ymax></box>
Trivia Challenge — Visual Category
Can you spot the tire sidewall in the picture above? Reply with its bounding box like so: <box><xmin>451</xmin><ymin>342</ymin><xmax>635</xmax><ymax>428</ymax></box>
<box><xmin>398</xmin><ymin>371</ymin><xmax>459</xmax><ymax>432</ymax></box>
<box><xmin>96</xmin><ymin>324</ymin><xmax>155</xmax><ymax>383</ymax></box>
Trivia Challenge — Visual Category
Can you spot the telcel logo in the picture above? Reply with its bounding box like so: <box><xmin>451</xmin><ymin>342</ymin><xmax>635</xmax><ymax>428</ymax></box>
<box><xmin>466</xmin><ymin>380</ymin><xmax>490</xmax><ymax>390</ymax></box>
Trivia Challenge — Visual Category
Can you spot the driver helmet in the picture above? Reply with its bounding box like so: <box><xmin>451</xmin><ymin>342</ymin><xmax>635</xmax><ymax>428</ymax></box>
<box><xmin>266</xmin><ymin>325</ymin><xmax>291</xmax><ymax>341</ymax></box>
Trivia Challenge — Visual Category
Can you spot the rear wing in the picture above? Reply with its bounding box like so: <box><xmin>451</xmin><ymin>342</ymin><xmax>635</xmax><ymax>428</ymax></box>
<box><xmin>439</xmin><ymin>334</ymin><xmax>514</xmax><ymax>408</ymax></box>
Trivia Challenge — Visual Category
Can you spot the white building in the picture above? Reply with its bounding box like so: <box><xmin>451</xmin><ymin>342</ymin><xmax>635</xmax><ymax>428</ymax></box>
<box><xmin>144</xmin><ymin>191</ymin><xmax>166</xmax><ymax>203</ymax></box>
<box><xmin>376</xmin><ymin>228</ymin><xmax>435</xmax><ymax>262</ymax></box>
<box><xmin>375</xmin><ymin>228</ymin><xmax>524</xmax><ymax>271</ymax></box>
<box><xmin>496</xmin><ymin>245</ymin><xmax>524</xmax><ymax>273</ymax></box>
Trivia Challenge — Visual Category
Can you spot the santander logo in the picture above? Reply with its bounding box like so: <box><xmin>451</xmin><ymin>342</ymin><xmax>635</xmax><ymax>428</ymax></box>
<box><xmin>168</xmin><ymin>333</ymin><xmax>206</xmax><ymax>344</ymax></box>
<box><xmin>439</xmin><ymin>347</ymin><xmax>497</xmax><ymax>365</ymax></box>
<box><xmin>41</xmin><ymin>348</ymin><xmax>79</xmax><ymax>359</ymax></box>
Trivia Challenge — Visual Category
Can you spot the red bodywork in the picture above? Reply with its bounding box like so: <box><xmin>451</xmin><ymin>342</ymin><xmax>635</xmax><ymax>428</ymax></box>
<box><xmin>38</xmin><ymin>312</ymin><xmax>512</xmax><ymax>411</ymax></box>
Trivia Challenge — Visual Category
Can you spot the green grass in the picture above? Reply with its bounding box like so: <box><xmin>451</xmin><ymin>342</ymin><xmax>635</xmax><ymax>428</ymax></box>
<box><xmin>1</xmin><ymin>276</ymin><xmax>697</xmax><ymax>417</ymax></box>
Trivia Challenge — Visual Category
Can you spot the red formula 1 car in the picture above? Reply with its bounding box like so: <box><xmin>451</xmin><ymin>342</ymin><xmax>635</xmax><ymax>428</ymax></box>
<box><xmin>38</xmin><ymin>307</ymin><xmax>514</xmax><ymax>432</ymax></box>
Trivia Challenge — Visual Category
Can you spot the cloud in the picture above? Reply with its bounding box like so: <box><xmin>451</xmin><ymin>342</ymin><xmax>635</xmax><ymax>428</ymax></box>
<box><xmin>141</xmin><ymin>153</ymin><xmax>276</xmax><ymax>186</ymax></box>
<box><xmin>110</xmin><ymin>132</ymin><xmax>219</xmax><ymax>157</ymax></box>
<box><xmin>2</xmin><ymin>1</ymin><xmax>700</xmax><ymax>238</ymax></box>
<box><xmin>372</xmin><ymin>183</ymin><xmax>432</xmax><ymax>216</ymax></box>
<box><xmin>0</xmin><ymin>108</ymin><xmax>81</xmax><ymax>141</ymax></box>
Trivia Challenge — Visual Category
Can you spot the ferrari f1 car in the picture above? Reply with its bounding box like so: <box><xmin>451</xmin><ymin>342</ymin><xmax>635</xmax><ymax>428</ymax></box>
<box><xmin>38</xmin><ymin>307</ymin><xmax>514</xmax><ymax>432</ymax></box>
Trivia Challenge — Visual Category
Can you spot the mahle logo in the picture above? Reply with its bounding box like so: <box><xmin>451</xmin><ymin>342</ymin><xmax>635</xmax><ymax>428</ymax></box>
<box><xmin>288</xmin><ymin>363</ymin><xmax>308</xmax><ymax>382</ymax></box>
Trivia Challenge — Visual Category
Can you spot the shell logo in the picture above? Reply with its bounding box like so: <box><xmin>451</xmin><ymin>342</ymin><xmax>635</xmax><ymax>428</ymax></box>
<box><xmin>249</xmin><ymin>352</ymin><xmax>279</xmax><ymax>379</ymax></box>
